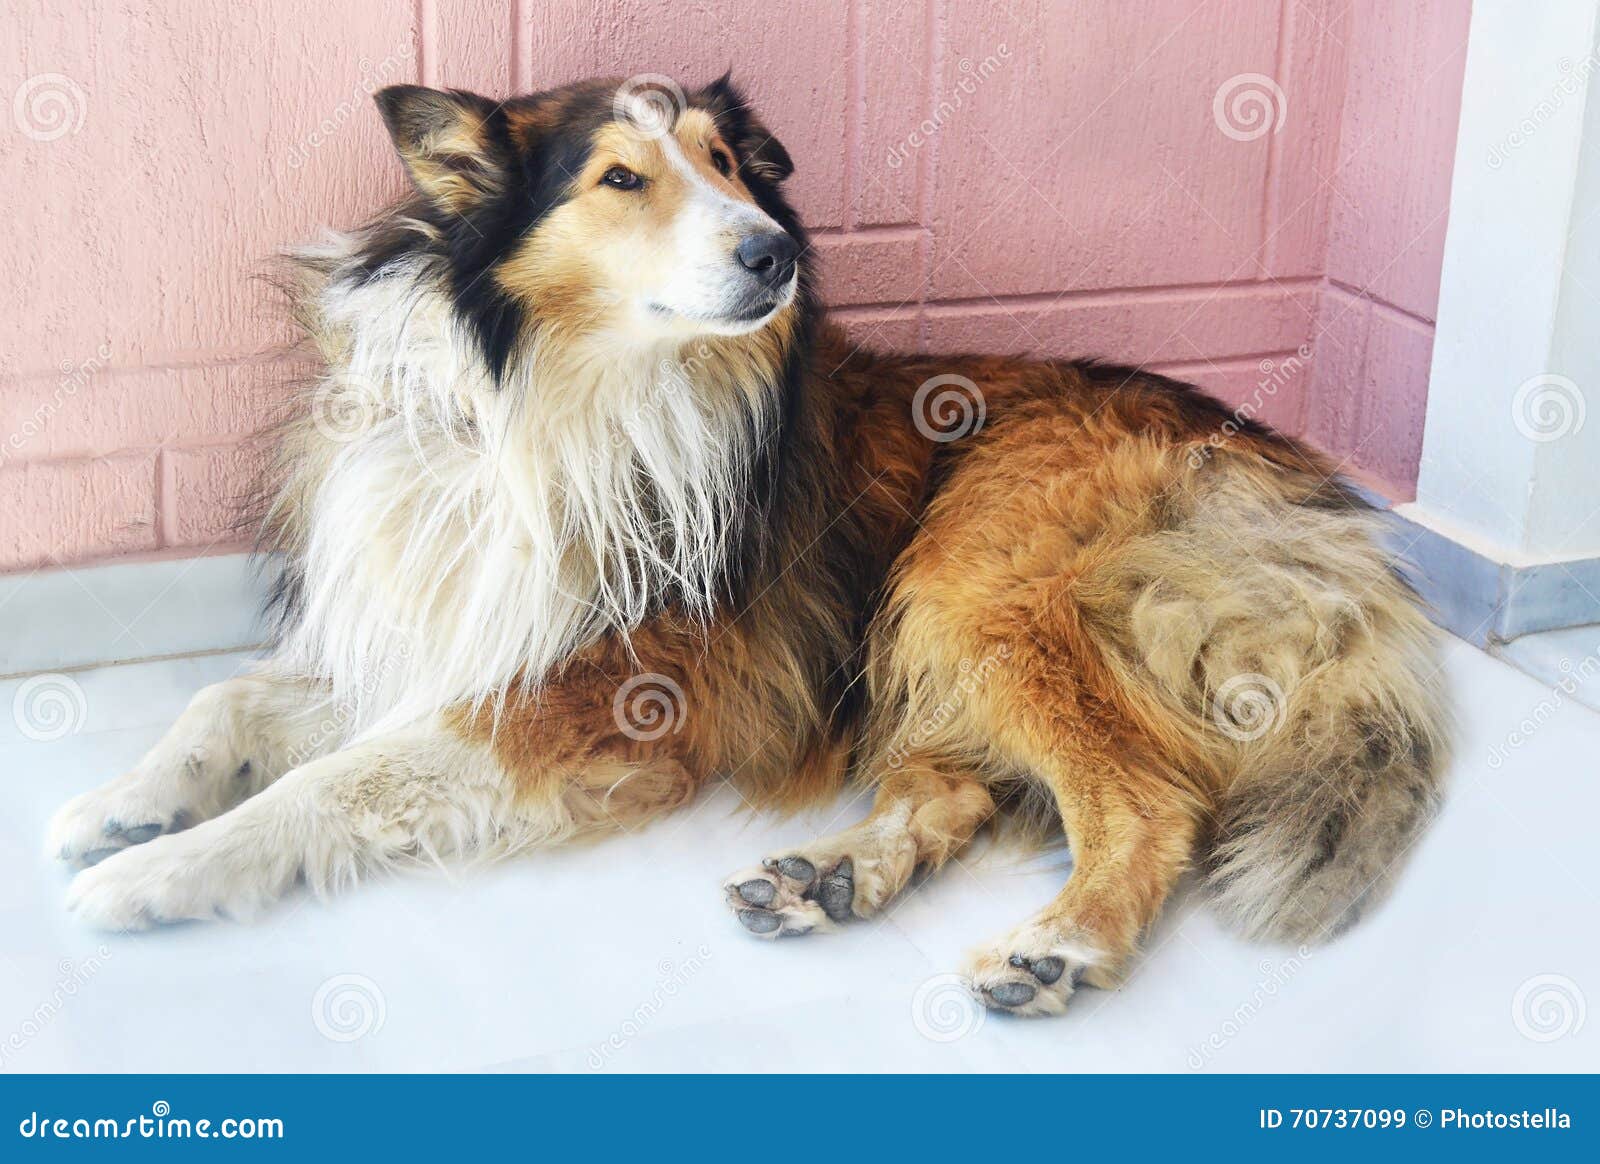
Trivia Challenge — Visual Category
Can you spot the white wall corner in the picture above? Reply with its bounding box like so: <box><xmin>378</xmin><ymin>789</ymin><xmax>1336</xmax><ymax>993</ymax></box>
<box><xmin>1407</xmin><ymin>0</ymin><xmax>1600</xmax><ymax>642</ymax></box>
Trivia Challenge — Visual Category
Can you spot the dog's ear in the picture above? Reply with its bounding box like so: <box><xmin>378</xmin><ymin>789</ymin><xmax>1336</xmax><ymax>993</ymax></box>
<box><xmin>699</xmin><ymin>73</ymin><xmax>794</xmax><ymax>184</ymax></box>
<box><xmin>375</xmin><ymin>86</ymin><xmax>505</xmax><ymax>212</ymax></box>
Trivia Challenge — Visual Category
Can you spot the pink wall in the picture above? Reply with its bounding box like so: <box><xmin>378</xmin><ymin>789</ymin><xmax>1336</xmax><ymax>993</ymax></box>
<box><xmin>1304</xmin><ymin>0</ymin><xmax>1471</xmax><ymax>496</ymax></box>
<box><xmin>1</xmin><ymin>1</ymin><xmax>1469</xmax><ymax>573</ymax></box>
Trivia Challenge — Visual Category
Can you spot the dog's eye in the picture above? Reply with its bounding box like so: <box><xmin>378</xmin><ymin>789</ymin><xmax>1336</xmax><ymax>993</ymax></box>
<box><xmin>601</xmin><ymin>165</ymin><xmax>643</xmax><ymax>191</ymax></box>
<box><xmin>710</xmin><ymin>149</ymin><xmax>732</xmax><ymax>178</ymax></box>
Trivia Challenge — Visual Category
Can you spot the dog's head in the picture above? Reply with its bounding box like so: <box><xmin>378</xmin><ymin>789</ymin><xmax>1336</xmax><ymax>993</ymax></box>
<box><xmin>373</xmin><ymin>75</ymin><xmax>807</xmax><ymax>377</ymax></box>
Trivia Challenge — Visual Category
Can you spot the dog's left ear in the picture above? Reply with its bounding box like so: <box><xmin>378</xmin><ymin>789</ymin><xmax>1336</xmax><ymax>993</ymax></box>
<box><xmin>698</xmin><ymin>73</ymin><xmax>794</xmax><ymax>183</ymax></box>
<box><xmin>375</xmin><ymin>85</ymin><xmax>506</xmax><ymax>212</ymax></box>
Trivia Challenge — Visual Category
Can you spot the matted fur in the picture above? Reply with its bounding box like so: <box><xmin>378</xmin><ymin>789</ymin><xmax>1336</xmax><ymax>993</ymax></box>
<box><xmin>49</xmin><ymin>75</ymin><xmax>1448</xmax><ymax>1016</ymax></box>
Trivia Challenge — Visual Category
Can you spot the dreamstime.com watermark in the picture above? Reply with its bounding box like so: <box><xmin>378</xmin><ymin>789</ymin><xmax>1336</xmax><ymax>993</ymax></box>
<box><xmin>285</xmin><ymin>41</ymin><xmax>415</xmax><ymax>169</ymax></box>
<box><xmin>586</xmin><ymin>341</ymin><xmax>717</xmax><ymax>472</ymax></box>
<box><xmin>587</xmin><ymin>946</ymin><xmax>712</xmax><ymax>1069</ymax></box>
<box><xmin>1511</xmin><ymin>373</ymin><xmax>1585</xmax><ymax>443</ymax></box>
<box><xmin>613</xmin><ymin>74</ymin><xmax>688</xmax><ymax>142</ymax></box>
<box><xmin>1210</xmin><ymin>671</ymin><xmax>1290</xmax><ymax>742</ymax></box>
<box><xmin>1486</xmin><ymin>643</ymin><xmax>1600</xmax><ymax>770</ymax></box>
<box><xmin>18</xmin><ymin>1101</ymin><xmax>283</xmax><ymax>1141</ymax></box>
<box><xmin>1212</xmin><ymin>73</ymin><xmax>1287</xmax><ymax>142</ymax></box>
<box><xmin>12</xmin><ymin>73</ymin><xmax>86</xmax><ymax>142</ymax></box>
<box><xmin>1487</xmin><ymin>50</ymin><xmax>1599</xmax><ymax>170</ymax></box>
<box><xmin>911</xmin><ymin>972</ymin><xmax>986</xmax><ymax>1042</ymax></box>
<box><xmin>1511</xmin><ymin>973</ymin><xmax>1586</xmax><ymax>1043</ymax></box>
<box><xmin>1187</xmin><ymin>945</ymin><xmax>1313</xmax><ymax>1069</ymax></box>
<box><xmin>612</xmin><ymin>672</ymin><xmax>688</xmax><ymax>742</ymax></box>
<box><xmin>2</xmin><ymin>343</ymin><xmax>113</xmax><ymax>469</ymax></box>
<box><xmin>1187</xmin><ymin>344</ymin><xmax>1311</xmax><ymax>468</ymax></box>
<box><xmin>308</xmin><ymin>370</ymin><xmax>382</xmax><ymax>444</ymax></box>
<box><xmin>911</xmin><ymin>373</ymin><xmax>987</xmax><ymax>442</ymax></box>
<box><xmin>311</xmin><ymin>973</ymin><xmax>387</xmax><ymax>1043</ymax></box>
<box><xmin>885</xmin><ymin>644</ymin><xmax>1012</xmax><ymax>769</ymax></box>
<box><xmin>885</xmin><ymin>45</ymin><xmax>1011</xmax><ymax>169</ymax></box>
<box><xmin>282</xmin><ymin>639</ymin><xmax>415</xmax><ymax>769</ymax></box>
<box><xmin>0</xmin><ymin>947</ymin><xmax>112</xmax><ymax>1069</ymax></box>
<box><xmin>11</xmin><ymin>673</ymin><xmax>88</xmax><ymax>742</ymax></box>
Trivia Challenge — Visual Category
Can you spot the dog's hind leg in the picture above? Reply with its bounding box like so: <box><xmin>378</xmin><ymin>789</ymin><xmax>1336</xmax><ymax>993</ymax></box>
<box><xmin>723</xmin><ymin>753</ymin><xmax>997</xmax><ymax>937</ymax></box>
<box><xmin>46</xmin><ymin>665</ymin><xmax>341</xmax><ymax>867</ymax></box>
<box><xmin>962</xmin><ymin>747</ymin><xmax>1201</xmax><ymax>1016</ymax></box>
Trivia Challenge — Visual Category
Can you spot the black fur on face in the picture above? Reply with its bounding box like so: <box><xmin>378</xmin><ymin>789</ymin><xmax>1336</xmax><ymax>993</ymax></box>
<box><xmin>692</xmin><ymin>73</ymin><xmax>799</xmax><ymax>224</ymax></box>
<box><xmin>370</xmin><ymin>83</ymin><xmax>609</xmax><ymax>380</ymax></box>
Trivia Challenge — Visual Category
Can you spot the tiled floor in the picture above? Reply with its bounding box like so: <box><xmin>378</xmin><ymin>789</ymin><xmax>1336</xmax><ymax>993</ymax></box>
<box><xmin>2</xmin><ymin>638</ymin><xmax>1596</xmax><ymax>1073</ymax></box>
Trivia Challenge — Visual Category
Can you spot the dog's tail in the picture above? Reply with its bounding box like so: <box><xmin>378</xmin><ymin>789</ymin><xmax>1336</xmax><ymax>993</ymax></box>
<box><xmin>1060</xmin><ymin>442</ymin><xmax>1451</xmax><ymax>945</ymax></box>
<box><xmin>1202</xmin><ymin>603</ymin><xmax>1449</xmax><ymax>944</ymax></box>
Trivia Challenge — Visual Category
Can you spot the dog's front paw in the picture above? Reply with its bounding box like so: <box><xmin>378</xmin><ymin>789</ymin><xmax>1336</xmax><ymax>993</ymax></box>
<box><xmin>46</xmin><ymin>781</ymin><xmax>189</xmax><ymax>868</ymax></box>
<box><xmin>64</xmin><ymin>827</ymin><xmax>266</xmax><ymax>931</ymax></box>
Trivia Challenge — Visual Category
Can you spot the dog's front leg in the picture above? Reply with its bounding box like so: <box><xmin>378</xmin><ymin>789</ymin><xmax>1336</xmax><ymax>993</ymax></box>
<box><xmin>46</xmin><ymin>664</ymin><xmax>340</xmax><ymax>867</ymax></box>
<box><xmin>61</xmin><ymin>713</ymin><xmax>524</xmax><ymax>930</ymax></box>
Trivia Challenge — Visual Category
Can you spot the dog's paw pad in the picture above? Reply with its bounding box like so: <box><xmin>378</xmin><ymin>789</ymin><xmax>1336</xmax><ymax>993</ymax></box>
<box><xmin>47</xmin><ymin>790</ymin><xmax>184</xmax><ymax>867</ymax></box>
<box><xmin>723</xmin><ymin>852</ymin><xmax>858</xmax><ymax>938</ymax></box>
<box><xmin>986</xmin><ymin>980</ymin><xmax>1038</xmax><ymax>1008</ymax></box>
<box><xmin>813</xmin><ymin>857</ymin><xmax>854</xmax><ymax>921</ymax></box>
<box><xmin>964</xmin><ymin>939</ymin><xmax>1092</xmax><ymax>1017</ymax></box>
<box><xmin>1010</xmin><ymin>953</ymin><xmax>1065</xmax><ymax>984</ymax></box>
<box><xmin>774</xmin><ymin>856</ymin><xmax>815</xmax><ymax>883</ymax></box>
<box><xmin>737</xmin><ymin>907</ymin><xmax>783</xmax><ymax>934</ymax></box>
<box><xmin>59</xmin><ymin>818</ymin><xmax>171</xmax><ymax>865</ymax></box>
<box><xmin>735</xmin><ymin>879</ymin><xmax>776</xmax><ymax>907</ymax></box>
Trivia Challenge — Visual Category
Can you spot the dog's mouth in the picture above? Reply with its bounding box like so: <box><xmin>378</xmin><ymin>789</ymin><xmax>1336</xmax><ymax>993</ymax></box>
<box><xmin>649</xmin><ymin>272</ymin><xmax>798</xmax><ymax>330</ymax></box>
<box><xmin>726</xmin><ymin>294</ymin><xmax>788</xmax><ymax>323</ymax></box>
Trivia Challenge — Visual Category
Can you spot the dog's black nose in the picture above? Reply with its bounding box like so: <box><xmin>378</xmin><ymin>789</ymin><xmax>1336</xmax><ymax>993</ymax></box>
<box><xmin>735</xmin><ymin>232</ymin><xmax>798</xmax><ymax>283</ymax></box>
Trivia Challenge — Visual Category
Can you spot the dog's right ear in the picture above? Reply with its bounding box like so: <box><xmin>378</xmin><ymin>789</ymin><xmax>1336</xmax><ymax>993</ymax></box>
<box><xmin>698</xmin><ymin>73</ymin><xmax>794</xmax><ymax>185</ymax></box>
<box><xmin>375</xmin><ymin>86</ymin><xmax>504</xmax><ymax>213</ymax></box>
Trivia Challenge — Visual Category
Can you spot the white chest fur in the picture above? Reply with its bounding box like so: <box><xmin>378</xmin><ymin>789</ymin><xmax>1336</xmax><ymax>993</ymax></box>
<box><xmin>274</xmin><ymin>253</ymin><xmax>763</xmax><ymax>738</ymax></box>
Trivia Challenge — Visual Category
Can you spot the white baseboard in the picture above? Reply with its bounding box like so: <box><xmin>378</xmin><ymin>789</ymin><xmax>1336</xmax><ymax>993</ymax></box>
<box><xmin>1379</xmin><ymin>505</ymin><xmax>1600</xmax><ymax>647</ymax></box>
<box><xmin>0</xmin><ymin>553</ymin><xmax>270</xmax><ymax>677</ymax></box>
<box><xmin>6</xmin><ymin>513</ymin><xmax>1598</xmax><ymax>681</ymax></box>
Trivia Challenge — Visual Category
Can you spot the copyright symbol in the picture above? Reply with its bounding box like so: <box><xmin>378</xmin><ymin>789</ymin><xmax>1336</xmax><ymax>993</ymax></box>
<box><xmin>1414</xmin><ymin>1109</ymin><xmax>1432</xmax><ymax>1128</ymax></box>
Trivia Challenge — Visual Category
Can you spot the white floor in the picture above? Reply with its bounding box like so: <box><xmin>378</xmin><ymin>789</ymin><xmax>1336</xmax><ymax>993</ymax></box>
<box><xmin>2</xmin><ymin>638</ymin><xmax>1597</xmax><ymax>1073</ymax></box>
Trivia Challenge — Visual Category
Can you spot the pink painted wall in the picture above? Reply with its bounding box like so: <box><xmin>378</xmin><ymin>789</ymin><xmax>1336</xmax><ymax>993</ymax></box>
<box><xmin>0</xmin><ymin>0</ymin><xmax>1469</xmax><ymax>573</ymax></box>
<box><xmin>1303</xmin><ymin>0</ymin><xmax>1472</xmax><ymax>497</ymax></box>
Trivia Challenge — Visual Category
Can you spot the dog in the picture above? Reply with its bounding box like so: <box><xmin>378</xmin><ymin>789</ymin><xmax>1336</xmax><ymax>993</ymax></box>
<box><xmin>47</xmin><ymin>75</ymin><xmax>1447</xmax><ymax>1015</ymax></box>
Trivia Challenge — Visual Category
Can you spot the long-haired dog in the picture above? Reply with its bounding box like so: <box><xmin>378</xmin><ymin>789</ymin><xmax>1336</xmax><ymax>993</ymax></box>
<box><xmin>48</xmin><ymin>76</ymin><xmax>1447</xmax><ymax>1015</ymax></box>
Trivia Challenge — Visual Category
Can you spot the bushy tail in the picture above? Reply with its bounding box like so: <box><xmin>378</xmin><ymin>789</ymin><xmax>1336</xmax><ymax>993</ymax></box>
<box><xmin>1073</xmin><ymin>447</ymin><xmax>1452</xmax><ymax>945</ymax></box>
<box><xmin>1204</xmin><ymin>631</ymin><xmax>1449</xmax><ymax>944</ymax></box>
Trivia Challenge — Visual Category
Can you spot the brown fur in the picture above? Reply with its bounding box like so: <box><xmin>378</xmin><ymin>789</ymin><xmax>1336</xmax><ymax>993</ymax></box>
<box><xmin>454</xmin><ymin>328</ymin><xmax>1447</xmax><ymax>1008</ymax></box>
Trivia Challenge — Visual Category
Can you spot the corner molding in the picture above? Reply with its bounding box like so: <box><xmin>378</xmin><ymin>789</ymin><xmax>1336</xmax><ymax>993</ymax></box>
<box><xmin>1364</xmin><ymin>492</ymin><xmax>1600</xmax><ymax>647</ymax></box>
